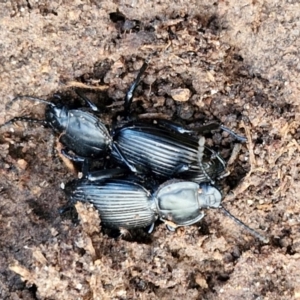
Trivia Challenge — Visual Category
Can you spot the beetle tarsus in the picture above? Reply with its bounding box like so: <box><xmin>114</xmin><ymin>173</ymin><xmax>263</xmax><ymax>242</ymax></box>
<box><xmin>75</xmin><ymin>90</ymin><xmax>100</xmax><ymax>112</ymax></box>
<box><xmin>220</xmin><ymin>125</ymin><xmax>247</xmax><ymax>142</ymax></box>
<box><xmin>166</xmin><ymin>224</ymin><xmax>176</xmax><ymax>232</ymax></box>
<box><xmin>205</xmin><ymin>147</ymin><xmax>227</xmax><ymax>170</ymax></box>
<box><xmin>112</xmin><ymin>143</ymin><xmax>137</xmax><ymax>173</ymax></box>
<box><xmin>61</xmin><ymin>149</ymin><xmax>86</xmax><ymax>163</ymax></box>
<box><xmin>147</xmin><ymin>223</ymin><xmax>155</xmax><ymax>234</ymax></box>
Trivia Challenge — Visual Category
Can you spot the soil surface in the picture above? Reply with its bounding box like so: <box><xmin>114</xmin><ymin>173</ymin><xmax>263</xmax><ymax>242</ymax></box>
<box><xmin>0</xmin><ymin>1</ymin><xmax>300</xmax><ymax>299</ymax></box>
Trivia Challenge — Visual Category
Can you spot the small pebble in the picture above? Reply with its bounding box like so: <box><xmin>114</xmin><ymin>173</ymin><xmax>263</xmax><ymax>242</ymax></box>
<box><xmin>17</xmin><ymin>159</ymin><xmax>28</xmax><ymax>170</ymax></box>
<box><xmin>170</xmin><ymin>88</ymin><xmax>191</xmax><ymax>102</ymax></box>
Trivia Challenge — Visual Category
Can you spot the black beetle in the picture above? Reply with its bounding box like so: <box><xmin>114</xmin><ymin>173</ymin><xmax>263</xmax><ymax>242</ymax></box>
<box><xmin>2</xmin><ymin>94</ymin><xmax>112</xmax><ymax>159</ymax></box>
<box><xmin>1</xmin><ymin>61</ymin><xmax>245</xmax><ymax>183</ymax></box>
<box><xmin>64</xmin><ymin>169</ymin><xmax>267</xmax><ymax>242</ymax></box>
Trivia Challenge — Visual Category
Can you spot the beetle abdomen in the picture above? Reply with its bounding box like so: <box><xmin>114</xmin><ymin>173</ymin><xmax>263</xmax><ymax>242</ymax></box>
<box><xmin>114</xmin><ymin>124</ymin><xmax>225</xmax><ymax>181</ymax></box>
<box><xmin>66</xmin><ymin>179</ymin><xmax>157</xmax><ymax>229</ymax></box>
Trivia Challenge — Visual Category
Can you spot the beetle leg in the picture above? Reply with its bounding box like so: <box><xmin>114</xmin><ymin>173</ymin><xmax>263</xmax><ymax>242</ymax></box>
<box><xmin>171</xmin><ymin>163</ymin><xmax>190</xmax><ymax>175</ymax></box>
<box><xmin>217</xmin><ymin>170</ymin><xmax>230</xmax><ymax>179</ymax></box>
<box><xmin>193</xmin><ymin>122</ymin><xmax>220</xmax><ymax>134</ymax></box>
<box><xmin>204</xmin><ymin>146</ymin><xmax>227</xmax><ymax>169</ymax></box>
<box><xmin>147</xmin><ymin>222</ymin><xmax>155</xmax><ymax>234</ymax></box>
<box><xmin>163</xmin><ymin>220</ymin><xmax>178</xmax><ymax>231</ymax></box>
<box><xmin>61</xmin><ymin>148</ymin><xmax>86</xmax><ymax>162</ymax></box>
<box><xmin>75</xmin><ymin>90</ymin><xmax>99</xmax><ymax>112</ymax></box>
<box><xmin>153</xmin><ymin>121</ymin><xmax>219</xmax><ymax>135</ymax></box>
<box><xmin>193</xmin><ymin>122</ymin><xmax>247</xmax><ymax>142</ymax></box>
<box><xmin>123</xmin><ymin>61</ymin><xmax>148</xmax><ymax>119</ymax></box>
<box><xmin>112</xmin><ymin>143</ymin><xmax>138</xmax><ymax>172</ymax></box>
<box><xmin>220</xmin><ymin>125</ymin><xmax>247</xmax><ymax>142</ymax></box>
<box><xmin>155</xmin><ymin>119</ymin><xmax>193</xmax><ymax>134</ymax></box>
<box><xmin>197</xmin><ymin>136</ymin><xmax>215</xmax><ymax>184</ymax></box>
<box><xmin>86</xmin><ymin>169</ymin><xmax>128</xmax><ymax>181</ymax></box>
<box><xmin>156</xmin><ymin>119</ymin><xmax>246</xmax><ymax>142</ymax></box>
<box><xmin>166</xmin><ymin>224</ymin><xmax>176</xmax><ymax>232</ymax></box>
<box><xmin>155</xmin><ymin>119</ymin><xmax>195</xmax><ymax>134</ymax></box>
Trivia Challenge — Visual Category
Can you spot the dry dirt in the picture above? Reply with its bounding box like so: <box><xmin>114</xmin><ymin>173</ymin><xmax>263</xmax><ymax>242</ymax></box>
<box><xmin>0</xmin><ymin>1</ymin><xmax>300</xmax><ymax>299</ymax></box>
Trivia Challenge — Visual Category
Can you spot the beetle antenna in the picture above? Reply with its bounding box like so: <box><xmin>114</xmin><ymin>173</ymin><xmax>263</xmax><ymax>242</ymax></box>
<box><xmin>0</xmin><ymin>117</ymin><xmax>47</xmax><ymax>128</ymax></box>
<box><xmin>220</xmin><ymin>206</ymin><xmax>269</xmax><ymax>243</ymax></box>
<box><xmin>6</xmin><ymin>95</ymin><xmax>55</xmax><ymax>110</ymax></box>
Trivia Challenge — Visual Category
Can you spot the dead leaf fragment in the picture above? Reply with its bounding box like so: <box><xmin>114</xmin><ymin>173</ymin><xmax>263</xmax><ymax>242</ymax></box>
<box><xmin>10</xmin><ymin>263</ymin><xmax>33</xmax><ymax>282</ymax></box>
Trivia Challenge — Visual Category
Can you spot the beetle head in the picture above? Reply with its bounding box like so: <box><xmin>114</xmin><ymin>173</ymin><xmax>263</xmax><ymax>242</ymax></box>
<box><xmin>198</xmin><ymin>183</ymin><xmax>222</xmax><ymax>209</ymax></box>
<box><xmin>45</xmin><ymin>104</ymin><xmax>69</xmax><ymax>133</ymax></box>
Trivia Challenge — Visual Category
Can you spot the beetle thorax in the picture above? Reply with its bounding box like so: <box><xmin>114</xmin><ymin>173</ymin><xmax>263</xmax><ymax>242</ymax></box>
<box><xmin>45</xmin><ymin>105</ymin><xmax>69</xmax><ymax>133</ymax></box>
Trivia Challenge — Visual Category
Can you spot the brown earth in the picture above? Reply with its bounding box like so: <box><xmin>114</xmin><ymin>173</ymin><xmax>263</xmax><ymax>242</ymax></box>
<box><xmin>0</xmin><ymin>1</ymin><xmax>300</xmax><ymax>299</ymax></box>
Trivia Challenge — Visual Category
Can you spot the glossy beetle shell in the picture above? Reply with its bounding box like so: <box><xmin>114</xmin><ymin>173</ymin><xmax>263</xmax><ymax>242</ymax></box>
<box><xmin>58</xmin><ymin>110</ymin><xmax>111</xmax><ymax>158</ymax></box>
<box><xmin>112</xmin><ymin>123</ymin><xmax>225</xmax><ymax>182</ymax></box>
<box><xmin>66</xmin><ymin>178</ymin><xmax>157</xmax><ymax>229</ymax></box>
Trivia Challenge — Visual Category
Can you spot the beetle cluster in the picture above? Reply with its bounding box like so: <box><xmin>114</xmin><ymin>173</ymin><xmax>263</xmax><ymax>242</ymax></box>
<box><xmin>1</xmin><ymin>61</ymin><xmax>267</xmax><ymax>242</ymax></box>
